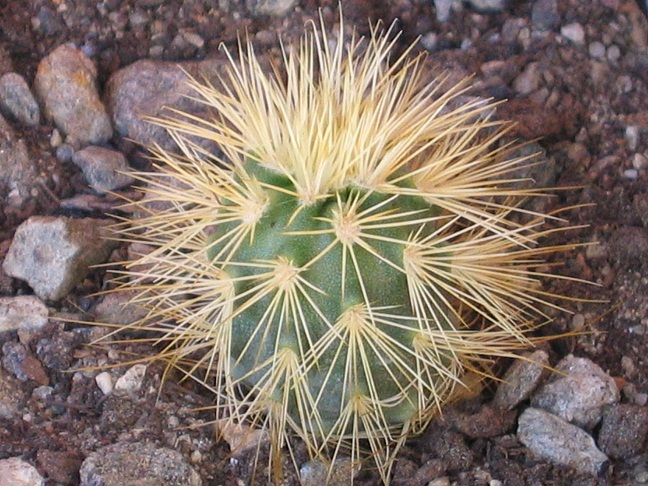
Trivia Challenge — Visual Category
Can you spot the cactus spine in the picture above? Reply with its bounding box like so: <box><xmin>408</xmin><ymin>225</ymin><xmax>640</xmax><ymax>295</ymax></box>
<box><xmin>109</xmin><ymin>16</ymin><xmax>570</xmax><ymax>484</ymax></box>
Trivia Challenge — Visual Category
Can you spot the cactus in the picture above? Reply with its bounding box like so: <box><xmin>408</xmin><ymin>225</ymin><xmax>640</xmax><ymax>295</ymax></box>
<box><xmin>108</xmin><ymin>17</ymin><xmax>572</xmax><ymax>484</ymax></box>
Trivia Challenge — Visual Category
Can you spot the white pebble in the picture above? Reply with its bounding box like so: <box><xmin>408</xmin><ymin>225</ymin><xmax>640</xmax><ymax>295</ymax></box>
<box><xmin>588</xmin><ymin>41</ymin><xmax>606</xmax><ymax>58</ymax></box>
<box><xmin>95</xmin><ymin>371</ymin><xmax>114</xmax><ymax>395</ymax></box>
<box><xmin>632</xmin><ymin>153</ymin><xmax>648</xmax><ymax>170</ymax></box>
<box><xmin>626</xmin><ymin>125</ymin><xmax>640</xmax><ymax>151</ymax></box>
<box><xmin>560</xmin><ymin>23</ymin><xmax>585</xmax><ymax>44</ymax></box>
<box><xmin>114</xmin><ymin>364</ymin><xmax>147</xmax><ymax>393</ymax></box>
<box><xmin>0</xmin><ymin>457</ymin><xmax>44</xmax><ymax>486</ymax></box>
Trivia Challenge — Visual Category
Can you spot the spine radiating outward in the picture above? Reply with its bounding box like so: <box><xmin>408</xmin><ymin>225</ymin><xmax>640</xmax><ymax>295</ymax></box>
<box><xmin>107</xmin><ymin>15</ymin><xmax>573</xmax><ymax>484</ymax></box>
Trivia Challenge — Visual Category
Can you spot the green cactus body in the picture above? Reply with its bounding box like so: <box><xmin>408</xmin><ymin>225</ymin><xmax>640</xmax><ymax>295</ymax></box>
<box><xmin>207</xmin><ymin>159</ymin><xmax>448</xmax><ymax>436</ymax></box>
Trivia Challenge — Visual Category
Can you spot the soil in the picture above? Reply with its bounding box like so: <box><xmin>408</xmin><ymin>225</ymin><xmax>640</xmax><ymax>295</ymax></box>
<box><xmin>0</xmin><ymin>0</ymin><xmax>647</xmax><ymax>485</ymax></box>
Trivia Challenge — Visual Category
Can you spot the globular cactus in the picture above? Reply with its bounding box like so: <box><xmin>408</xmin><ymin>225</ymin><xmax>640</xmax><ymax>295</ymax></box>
<box><xmin>108</xmin><ymin>16</ymin><xmax>571</xmax><ymax>484</ymax></box>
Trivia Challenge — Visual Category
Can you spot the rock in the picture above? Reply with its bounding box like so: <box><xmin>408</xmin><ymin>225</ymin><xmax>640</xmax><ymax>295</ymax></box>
<box><xmin>0</xmin><ymin>113</ymin><xmax>39</xmax><ymax>198</ymax></box>
<box><xmin>300</xmin><ymin>457</ymin><xmax>357</xmax><ymax>486</ymax></box>
<box><xmin>3</xmin><ymin>216</ymin><xmax>116</xmax><ymax>301</ymax></box>
<box><xmin>95</xmin><ymin>371</ymin><xmax>114</xmax><ymax>395</ymax></box>
<box><xmin>2</xmin><ymin>341</ymin><xmax>49</xmax><ymax>385</ymax></box>
<box><xmin>464</xmin><ymin>0</ymin><xmax>507</xmax><ymax>13</ymax></box>
<box><xmin>72</xmin><ymin>145</ymin><xmax>135</xmax><ymax>193</ymax></box>
<box><xmin>114</xmin><ymin>364</ymin><xmax>147</xmax><ymax>393</ymax></box>
<box><xmin>36</xmin><ymin>449</ymin><xmax>83</xmax><ymax>485</ymax></box>
<box><xmin>434</xmin><ymin>0</ymin><xmax>455</xmax><ymax>22</ymax></box>
<box><xmin>561</xmin><ymin>23</ymin><xmax>586</xmax><ymax>45</ymax></box>
<box><xmin>246</xmin><ymin>0</ymin><xmax>297</xmax><ymax>17</ymax></box>
<box><xmin>530</xmin><ymin>355</ymin><xmax>619</xmax><ymax>429</ymax></box>
<box><xmin>105</xmin><ymin>58</ymin><xmax>227</xmax><ymax>151</ymax></box>
<box><xmin>79</xmin><ymin>441</ymin><xmax>202</xmax><ymax>486</ymax></box>
<box><xmin>34</xmin><ymin>44</ymin><xmax>112</xmax><ymax>145</ymax></box>
<box><xmin>531</xmin><ymin>0</ymin><xmax>560</xmax><ymax>31</ymax></box>
<box><xmin>0</xmin><ymin>366</ymin><xmax>26</xmax><ymax>418</ymax></box>
<box><xmin>0</xmin><ymin>73</ymin><xmax>41</xmax><ymax>125</ymax></box>
<box><xmin>598</xmin><ymin>404</ymin><xmax>648</xmax><ymax>459</ymax></box>
<box><xmin>0</xmin><ymin>295</ymin><xmax>49</xmax><ymax>333</ymax></box>
<box><xmin>216</xmin><ymin>420</ymin><xmax>268</xmax><ymax>455</ymax></box>
<box><xmin>518</xmin><ymin>408</ymin><xmax>608</xmax><ymax>476</ymax></box>
<box><xmin>93</xmin><ymin>290</ymin><xmax>149</xmax><ymax>325</ymax></box>
<box><xmin>513</xmin><ymin>62</ymin><xmax>541</xmax><ymax>95</ymax></box>
<box><xmin>494</xmin><ymin>350</ymin><xmax>549</xmax><ymax>411</ymax></box>
<box><xmin>444</xmin><ymin>404</ymin><xmax>517</xmax><ymax>439</ymax></box>
<box><xmin>0</xmin><ymin>457</ymin><xmax>44</xmax><ymax>486</ymax></box>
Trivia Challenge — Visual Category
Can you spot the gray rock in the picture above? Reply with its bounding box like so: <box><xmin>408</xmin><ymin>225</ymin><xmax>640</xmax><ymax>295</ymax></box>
<box><xmin>93</xmin><ymin>290</ymin><xmax>148</xmax><ymax>325</ymax></box>
<box><xmin>3</xmin><ymin>216</ymin><xmax>116</xmax><ymax>301</ymax></box>
<box><xmin>531</xmin><ymin>355</ymin><xmax>619</xmax><ymax>429</ymax></box>
<box><xmin>0</xmin><ymin>114</ymin><xmax>39</xmax><ymax>198</ymax></box>
<box><xmin>34</xmin><ymin>44</ymin><xmax>112</xmax><ymax>145</ymax></box>
<box><xmin>79</xmin><ymin>441</ymin><xmax>202</xmax><ymax>486</ymax></box>
<box><xmin>0</xmin><ymin>457</ymin><xmax>44</xmax><ymax>486</ymax></box>
<box><xmin>246</xmin><ymin>0</ymin><xmax>297</xmax><ymax>16</ymax></box>
<box><xmin>598</xmin><ymin>404</ymin><xmax>648</xmax><ymax>459</ymax></box>
<box><xmin>464</xmin><ymin>0</ymin><xmax>507</xmax><ymax>13</ymax></box>
<box><xmin>513</xmin><ymin>62</ymin><xmax>541</xmax><ymax>95</ymax></box>
<box><xmin>518</xmin><ymin>408</ymin><xmax>608</xmax><ymax>476</ymax></box>
<box><xmin>0</xmin><ymin>295</ymin><xmax>49</xmax><ymax>333</ymax></box>
<box><xmin>0</xmin><ymin>367</ymin><xmax>26</xmax><ymax>418</ymax></box>
<box><xmin>0</xmin><ymin>73</ymin><xmax>41</xmax><ymax>125</ymax></box>
<box><xmin>300</xmin><ymin>457</ymin><xmax>357</xmax><ymax>486</ymax></box>
<box><xmin>434</xmin><ymin>0</ymin><xmax>455</xmax><ymax>22</ymax></box>
<box><xmin>105</xmin><ymin>58</ymin><xmax>228</xmax><ymax>151</ymax></box>
<box><xmin>531</xmin><ymin>0</ymin><xmax>560</xmax><ymax>31</ymax></box>
<box><xmin>493</xmin><ymin>350</ymin><xmax>549</xmax><ymax>411</ymax></box>
<box><xmin>73</xmin><ymin>145</ymin><xmax>135</xmax><ymax>193</ymax></box>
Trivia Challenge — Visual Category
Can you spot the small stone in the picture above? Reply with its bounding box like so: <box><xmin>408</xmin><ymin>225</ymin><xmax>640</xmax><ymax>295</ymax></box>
<box><xmin>626</xmin><ymin>125</ymin><xmax>640</xmax><ymax>151</ymax></box>
<box><xmin>216</xmin><ymin>420</ymin><xmax>268</xmax><ymax>455</ymax></box>
<box><xmin>531</xmin><ymin>0</ymin><xmax>560</xmax><ymax>31</ymax></box>
<box><xmin>0</xmin><ymin>367</ymin><xmax>26</xmax><ymax>418</ymax></box>
<box><xmin>0</xmin><ymin>73</ymin><xmax>41</xmax><ymax>125</ymax></box>
<box><xmin>93</xmin><ymin>290</ymin><xmax>149</xmax><ymax>325</ymax></box>
<box><xmin>0</xmin><ymin>295</ymin><xmax>49</xmax><ymax>333</ymax></box>
<box><xmin>588</xmin><ymin>41</ymin><xmax>606</xmax><ymax>59</ymax></box>
<box><xmin>95</xmin><ymin>371</ymin><xmax>114</xmax><ymax>395</ymax></box>
<box><xmin>624</xmin><ymin>168</ymin><xmax>639</xmax><ymax>180</ymax></box>
<box><xmin>246</xmin><ymin>0</ymin><xmax>297</xmax><ymax>16</ymax></box>
<box><xmin>300</xmin><ymin>457</ymin><xmax>357</xmax><ymax>486</ymax></box>
<box><xmin>72</xmin><ymin>145</ymin><xmax>135</xmax><ymax>193</ymax></box>
<box><xmin>513</xmin><ymin>62</ymin><xmax>541</xmax><ymax>95</ymax></box>
<box><xmin>34</xmin><ymin>44</ymin><xmax>112</xmax><ymax>145</ymax></box>
<box><xmin>434</xmin><ymin>0</ymin><xmax>455</xmax><ymax>22</ymax></box>
<box><xmin>428</xmin><ymin>478</ymin><xmax>451</xmax><ymax>486</ymax></box>
<box><xmin>598</xmin><ymin>404</ymin><xmax>648</xmax><ymax>459</ymax></box>
<box><xmin>494</xmin><ymin>350</ymin><xmax>549</xmax><ymax>411</ymax></box>
<box><xmin>0</xmin><ymin>457</ymin><xmax>44</xmax><ymax>486</ymax></box>
<box><xmin>531</xmin><ymin>355</ymin><xmax>620</xmax><ymax>429</ymax></box>
<box><xmin>464</xmin><ymin>0</ymin><xmax>507</xmax><ymax>13</ymax></box>
<box><xmin>561</xmin><ymin>23</ymin><xmax>586</xmax><ymax>45</ymax></box>
<box><xmin>607</xmin><ymin>45</ymin><xmax>621</xmax><ymax>62</ymax></box>
<box><xmin>2</xmin><ymin>341</ymin><xmax>49</xmax><ymax>385</ymax></box>
<box><xmin>114</xmin><ymin>364</ymin><xmax>147</xmax><ymax>393</ymax></box>
<box><xmin>3</xmin><ymin>216</ymin><xmax>116</xmax><ymax>301</ymax></box>
<box><xmin>79</xmin><ymin>442</ymin><xmax>202</xmax><ymax>486</ymax></box>
<box><xmin>633</xmin><ymin>153</ymin><xmax>648</xmax><ymax>170</ymax></box>
<box><xmin>0</xmin><ymin>114</ymin><xmax>40</xmax><ymax>198</ymax></box>
<box><xmin>518</xmin><ymin>408</ymin><xmax>608</xmax><ymax>476</ymax></box>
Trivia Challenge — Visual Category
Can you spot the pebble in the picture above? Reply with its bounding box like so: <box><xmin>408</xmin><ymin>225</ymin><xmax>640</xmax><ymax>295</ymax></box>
<box><xmin>0</xmin><ymin>73</ymin><xmax>41</xmax><ymax>125</ymax></box>
<box><xmin>2</xmin><ymin>341</ymin><xmax>49</xmax><ymax>385</ymax></box>
<box><xmin>434</xmin><ymin>0</ymin><xmax>455</xmax><ymax>22</ymax></box>
<box><xmin>0</xmin><ymin>114</ymin><xmax>40</xmax><ymax>199</ymax></box>
<box><xmin>513</xmin><ymin>61</ymin><xmax>541</xmax><ymax>95</ymax></box>
<box><xmin>633</xmin><ymin>153</ymin><xmax>648</xmax><ymax>170</ymax></box>
<box><xmin>561</xmin><ymin>23</ymin><xmax>586</xmax><ymax>45</ymax></box>
<box><xmin>105</xmin><ymin>58</ymin><xmax>227</xmax><ymax>151</ymax></box>
<box><xmin>114</xmin><ymin>363</ymin><xmax>147</xmax><ymax>393</ymax></box>
<box><xmin>588</xmin><ymin>41</ymin><xmax>607</xmax><ymax>59</ymax></box>
<box><xmin>598</xmin><ymin>404</ymin><xmax>648</xmax><ymax>459</ymax></box>
<box><xmin>493</xmin><ymin>350</ymin><xmax>549</xmax><ymax>411</ymax></box>
<box><xmin>300</xmin><ymin>457</ymin><xmax>357</xmax><ymax>486</ymax></box>
<box><xmin>0</xmin><ymin>367</ymin><xmax>25</xmax><ymax>418</ymax></box>
<box><xmin>2</xmin><ymin>216</ymin><xmax>116</xmax><ymax>301</ymax></box>
<box><xmin>72</xmin><ymin>145</ymin><xmax>135</xmax><ymax>193</ymax></box>
<box><xmin>444</xmin><ymin>404</ymin><xmax>518</xmax><ymax>439</ymax></box>
<box><xmin>34</xmin><ymin>44</ymin><xmax>112</xmax><ymax>145</ymax></box>
<box><xmin>0</xmin><ymin>457</ymin><xmax>44</xmax><ymax>486</ymax></box>
<box><xmin>623</xmin><ymin>168</ymin><xmax>639</xmax><ymax>181</ymax></box>
<box><xmin>530</xmin><ymin>354</ymin><xmax>619</xmax><ymax>429</ymax></box>
<box><xmin>517</xmin><ymin>407</ymin><xmax>608</xmax><ymax>476</ymax></box>
<box><xmin>93</xmin><ymin>290</ymin><xmax>149</xmax><ymax>325</ymax></box>
<box><xmin>79</xmin><ymin>441</ymin><xmax>202</xmax><ymax>486</ymax></box>
<box><xmin>626</xmin><ymin>125</ymin><xmax>640</xmax><ymax>151</ymax></box>
<box><xmin>0</xmin><ymin>295</ymin><xmax>49</xmax><ymax>333</ymax></box>
<box><xmin>531</xmin><ymin>0</ymin><xmax>560</xmax><ymax>31</ymax></box>
<box><xmin>216</xmin><ymin>419</ymin><xmax>268</xmax><ymax>455</ymax></box>
<box><xmin>464</xmin><ymin>0</ymin><xmax>507</xmax><ymax>13</ymax></box>
<box><xmin>246</xmin><ymin>0</ymin><xmax>298</xmax><ymax>17</ymax></box>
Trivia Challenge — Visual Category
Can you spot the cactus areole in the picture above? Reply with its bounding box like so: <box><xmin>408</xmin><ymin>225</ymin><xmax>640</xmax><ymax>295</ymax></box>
<box><xmin>110</xmin><ymin>14</ymin><xmax>572</xmax><ymax>484</ymax></box>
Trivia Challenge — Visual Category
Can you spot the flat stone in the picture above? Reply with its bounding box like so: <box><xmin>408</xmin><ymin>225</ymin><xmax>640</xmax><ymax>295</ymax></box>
<box><xmin>72</xmin><ymin>145</ymin><xmax>135</xmax><ymax>193</ymax></box>
<box><xmin>0</xmin><ymin>295</ymin><xmax>49</xmax><ymax>333</ymax></box>
<box><xmin>531</xmin><ymin>354</ymin><xmax>619</xmax><ymax>429</ymax></box>
<box><xmin>3</xmin><ymin>216</ymin><xmax>116</xmax><ymax>301</ymax></box>
<box><xmin>518</xmin><ymin>407</ymin><xmax>608</xmax><ymax>476</ymax></box>
<box><xmin>494</xmin><ymin>350</ymin><xmax>549</xmax><ymax>411</ymax></box>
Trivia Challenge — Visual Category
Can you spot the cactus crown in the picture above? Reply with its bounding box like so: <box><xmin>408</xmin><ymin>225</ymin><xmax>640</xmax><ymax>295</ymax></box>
<box><xmin>108</xmin><ymin>15</ymin><xmax>571</xmax><ymax>484</ymax></box>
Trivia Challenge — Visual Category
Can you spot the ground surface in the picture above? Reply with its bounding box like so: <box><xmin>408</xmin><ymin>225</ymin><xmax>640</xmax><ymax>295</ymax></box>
<box><xmin>0</xmin><ymin>0</ymin><xmax>647</xmax><ymax>485</ymax></box>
